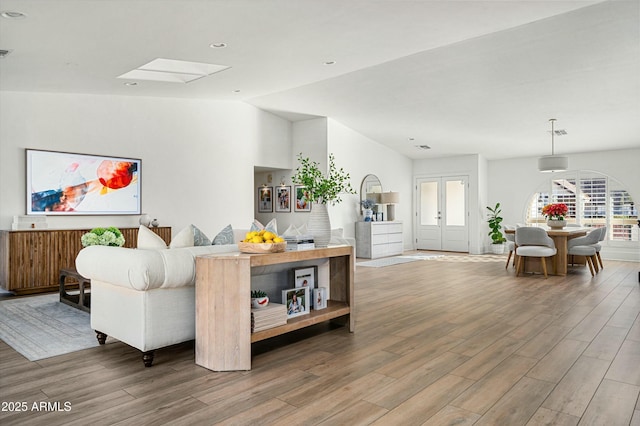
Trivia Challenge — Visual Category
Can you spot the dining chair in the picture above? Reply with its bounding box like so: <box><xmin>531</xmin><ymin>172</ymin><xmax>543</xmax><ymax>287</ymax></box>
<box><xmin>515</xmin><ymin>227</ymin><xmax>557</xmax><ymax>278</ymax></box>
<box><xmin>591</xmin><ymin>227</ymin><xmax>606</xmax><ymax>269</ymax></box>
<box><xmin>504</xmin><ymin>225</ymin><xmax>516</xmax><ymax>269</ymax></box>
<box><xmin>567</xmin><ymin>229</ymin><xmax>600</xmax><ymax>276</ymax></box>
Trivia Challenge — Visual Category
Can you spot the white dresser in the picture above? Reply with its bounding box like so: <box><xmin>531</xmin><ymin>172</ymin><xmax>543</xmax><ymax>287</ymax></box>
<box><xmin>355</xmin><ymin>221</ymin><xmax>403</xmax><ymax>259</ymax></box>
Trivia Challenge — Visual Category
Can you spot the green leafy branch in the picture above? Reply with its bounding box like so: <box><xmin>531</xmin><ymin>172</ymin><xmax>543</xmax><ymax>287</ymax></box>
<box><xmin>291</xmin><ymin>153</ymin><xmax>356</xmax><ymax>205</ymax></box>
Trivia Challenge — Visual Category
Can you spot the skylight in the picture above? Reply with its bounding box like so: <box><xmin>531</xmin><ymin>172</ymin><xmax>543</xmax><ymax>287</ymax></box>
<box><xmin>117</xmin><ymin>58</ymin><xmax>230</xmax><ymax>84</ymax></box>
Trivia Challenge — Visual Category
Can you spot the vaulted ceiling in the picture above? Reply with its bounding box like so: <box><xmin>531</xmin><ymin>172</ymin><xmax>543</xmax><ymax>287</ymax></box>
<box><xmin>1</xmin><ymin>0</ymin><xmax>638</xmax><ymax>160</ymax></box>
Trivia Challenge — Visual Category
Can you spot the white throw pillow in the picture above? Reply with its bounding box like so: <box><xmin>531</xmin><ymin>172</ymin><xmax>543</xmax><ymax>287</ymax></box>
<box><xmin>137</xmin><ymin>225</ymin><xmax>167</xmax><ymax>249</ymax></box>
<box><xmin>170</xmin><ymin>225</ymin><xmax>195</xmax><ymax>248</ymax></box>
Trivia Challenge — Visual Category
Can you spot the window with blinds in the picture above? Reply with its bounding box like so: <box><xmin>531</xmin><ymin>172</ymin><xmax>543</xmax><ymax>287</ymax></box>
<box><xmin>526</xmin><ymin>171</ymin><xmax>638</xmax><ymax>242</ymax></box>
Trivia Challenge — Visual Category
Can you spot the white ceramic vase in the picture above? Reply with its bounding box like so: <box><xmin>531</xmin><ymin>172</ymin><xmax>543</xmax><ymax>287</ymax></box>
<box><xmin>307</xmin><ymin>202</ymin><xmax>331</xmax><ymax>248</ymax></box>
<box><xmin>547</xmin><ymin>219</ymin><xmax>566</xmax><ymax>229</ymax></box>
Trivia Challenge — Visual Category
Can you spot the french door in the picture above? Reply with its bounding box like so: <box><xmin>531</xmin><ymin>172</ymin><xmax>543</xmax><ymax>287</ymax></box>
<box><xmin>416</xmin><ymin>176</ymin><xmax>469</xmax><ymax>252</ymax></box>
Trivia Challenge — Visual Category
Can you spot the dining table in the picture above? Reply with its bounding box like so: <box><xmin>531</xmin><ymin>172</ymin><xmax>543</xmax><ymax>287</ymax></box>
<box><xmin>505</xmin><ymin>226</ymin><xmax>589</xmax><ymax>276</ymax></box>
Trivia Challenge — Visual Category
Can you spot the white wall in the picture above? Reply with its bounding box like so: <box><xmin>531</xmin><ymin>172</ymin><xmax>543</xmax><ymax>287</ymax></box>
<box><xmin>488</xmin><ymin>148</ymin><xmax>640</xmax><ymax>260</ymax></box>
<box><xmin>327</xmin><ymin>119</ymin><xmax>413</xmax><ymax>246</ymax></box>
<box><xmin>0</xmin><ymin>91</ymin><xmax>291</xmax><ymax>238</ymax></box>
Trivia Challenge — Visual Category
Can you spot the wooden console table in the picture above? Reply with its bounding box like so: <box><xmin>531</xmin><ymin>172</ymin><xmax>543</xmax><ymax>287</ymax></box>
<box><xmin>195</xmin><ymin>245</ymin><xmax>354</xmax><ymax>371</ymax></box>
<box><xmin>0</xmin><ymin>227</ymin><xmax>171</xmax><ymax>294</ymax></box>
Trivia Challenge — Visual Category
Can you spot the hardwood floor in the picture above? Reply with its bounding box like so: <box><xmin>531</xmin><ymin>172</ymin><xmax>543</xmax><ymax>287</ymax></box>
<box><xmin>1</xmin><ymin>252</ymin><xmax>639</xmax><ymax>425</ymax></box>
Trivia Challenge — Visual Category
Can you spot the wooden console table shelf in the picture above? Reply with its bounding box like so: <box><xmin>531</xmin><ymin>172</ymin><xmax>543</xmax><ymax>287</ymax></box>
<box><xmin>195</xmin><ymin>245</ymin><xmax>354</xmax><ymax>371</ymax></box>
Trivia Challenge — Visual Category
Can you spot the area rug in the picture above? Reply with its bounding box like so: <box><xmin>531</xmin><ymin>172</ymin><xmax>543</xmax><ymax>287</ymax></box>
<box><xmin>0</xmin><ymin>293</ymin><xmax>106</xmax><ymax>361</ymax></box>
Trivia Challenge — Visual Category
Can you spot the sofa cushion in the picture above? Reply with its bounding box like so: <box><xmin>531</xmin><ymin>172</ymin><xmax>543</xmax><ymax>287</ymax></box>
<box><xmin>212</xmin><ymin>224</ymin><xmax>235</xmax><ymax>245</ymax></box>
<box><xmin>250</xmin><ymin>218</ymin><xmax>277</xmax><ymax>234</ymax></box>
<box><xmin>137</xmin><ymin>225</ymin><xmax>167</xmax><ymax>249</ymax></box>
<box><xmin>170</xmin><ymin>226</ymin><xmax>194</xmax><ymax>248</ymax></box>
<box><xmin>193</xmin><ymin>225</ymin><xmax>211</xmax><ymax>246</ymax></box>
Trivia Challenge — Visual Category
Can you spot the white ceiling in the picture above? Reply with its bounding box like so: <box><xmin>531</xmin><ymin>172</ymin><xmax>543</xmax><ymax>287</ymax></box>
<box><xmin>1</xmin><ymin>0</ymin><xmax>638</xmax><ymax>160</ymax></box>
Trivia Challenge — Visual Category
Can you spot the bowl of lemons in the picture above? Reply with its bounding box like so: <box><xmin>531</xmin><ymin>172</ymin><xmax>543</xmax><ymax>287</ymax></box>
<box><xmin>238</xmin><ymin>230</ymin><xmax>287</xmax><ymax>253</ymax></box>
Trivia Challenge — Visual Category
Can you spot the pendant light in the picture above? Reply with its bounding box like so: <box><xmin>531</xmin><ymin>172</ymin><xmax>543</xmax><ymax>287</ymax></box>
<box><xmin>538</xmin><ymin>118</ymin><xmax>568</xmax><ymax>172</ymax></box>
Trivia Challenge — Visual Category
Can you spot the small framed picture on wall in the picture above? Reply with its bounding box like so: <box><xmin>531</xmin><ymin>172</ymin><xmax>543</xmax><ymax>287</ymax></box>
<box><xmin>295</xmin><ymin>185</ymin><xmax>311</xmax><ymax>212</ymax></box>
<box><xmin>258</xmin><ymin>186</ymin><xmax>273</xmax><ymax>213</ymax></box>
<box><xmin>275</xmin><ymin>186</ymin><xmax>291</xmax><ymax>212</ymax></box>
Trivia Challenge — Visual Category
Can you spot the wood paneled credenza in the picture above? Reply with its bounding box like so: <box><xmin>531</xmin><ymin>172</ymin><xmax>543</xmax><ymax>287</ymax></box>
<box><xmin>0</xmin><ymin>227</ymin><xmax>171</xmax><ymax>295</ymax></box>
<box><xmin>195</xmin><ymin>245</ymin><xmax>354</xmax><ymax>371</ymax></box>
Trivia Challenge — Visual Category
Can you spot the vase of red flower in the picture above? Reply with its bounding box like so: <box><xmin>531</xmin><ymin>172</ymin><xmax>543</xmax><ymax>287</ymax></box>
<box><xmin>542</xmin><ymin>203</ymin><xmax>569</xmax><ymax>229</ymax></box>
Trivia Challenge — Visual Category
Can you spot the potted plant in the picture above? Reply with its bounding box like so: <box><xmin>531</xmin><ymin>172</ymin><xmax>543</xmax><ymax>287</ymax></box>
<box><xmin>486</xmin><ymin>203</ymin><xmax>507</xmax><ymax>254</ymax></box>
<box><xmin>292</xmin><ymin>153</ymin><xmax>356</xmax><ymax>247</ymax></box>
<box><xmin>81</xmin><ymin>227</ymin><xmax>125</xmax><ymax>247</ymax></box>
<box><xmin>542</xmin><ymin>203</ymin><xmax>569</xmax><ymax>229</ymax></box>
<box><xmin>251</xmin><ymin>290</ymin><xmax>269</xmax><ymax>309</ymax></box>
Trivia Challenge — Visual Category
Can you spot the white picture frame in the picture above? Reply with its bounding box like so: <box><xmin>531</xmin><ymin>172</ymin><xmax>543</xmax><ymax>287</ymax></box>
<box><xmin>293</xmin><ymin>266</ymin><xmax>317</xmax><ymax>290</ymax></box>
<box><xmin>314</xmin><ymin>288</ymin><xmax>327</xmax><ymax>310</ymax></box>
<box><xmin>282</xmin><ymin>287</ymin><xmax>310</xmax><ymax>319</ymax></box>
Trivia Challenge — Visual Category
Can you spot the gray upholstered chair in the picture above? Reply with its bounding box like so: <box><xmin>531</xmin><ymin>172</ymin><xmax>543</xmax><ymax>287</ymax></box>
<box><xmin>504</xmin><ymin>225</ymin><xmax>516</xmax><ymax>269</ymax></box>
<box><xmin>515</xmin><ymin>227</ymin><xmax>557</xmax><ymax>278</ymax></box>
<box><xmin>567</xmin><ymin>229</ymin><xmax>600</xmax><ymax>276</ymax></box>
<box><xmin>591</xmin><ymin>227</ymin><xmax>606</xmax><ymax>269</ymax></box>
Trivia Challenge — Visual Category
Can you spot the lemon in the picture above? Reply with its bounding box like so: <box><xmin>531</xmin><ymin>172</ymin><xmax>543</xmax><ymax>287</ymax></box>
<box><xmin>251</xmin><ymin>236</ymin><xmax>263</xmax><ymax>244</ymax></box>
<box><xmin>263</xmin><ymin>231</ymin><xmax>275</xmax><ymax>241</ymax></box>
<box><xmin>273</xmin><ymin>237</ymin><xmax>285</xmax><ymax>243</ymax></box>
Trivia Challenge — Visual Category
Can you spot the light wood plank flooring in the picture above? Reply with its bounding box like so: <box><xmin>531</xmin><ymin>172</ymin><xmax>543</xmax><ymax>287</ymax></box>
<box><xmin>1</xmin><ymin>252</ymin><xmax>639</xmax><ymax>425</ymax></box>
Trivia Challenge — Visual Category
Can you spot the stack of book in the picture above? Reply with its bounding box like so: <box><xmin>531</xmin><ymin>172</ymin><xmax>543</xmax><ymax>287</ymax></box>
<box><xmin>284</xmin><ymin>234</ymin><xmax>315</xmax><ymax>251</ymax></box>
<box><xmin>251</xmin><ymin>303</ymin><xmax>287</xmax><ymax>332</ymax></box>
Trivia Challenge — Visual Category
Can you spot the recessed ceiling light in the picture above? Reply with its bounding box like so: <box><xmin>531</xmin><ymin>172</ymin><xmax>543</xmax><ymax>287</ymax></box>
<box><xmin>210</xmin><ymin>42</ymin><xmax>227</xmax><ymax>49</ymax></box>
<box><xmin>323</xmin><ymin>61</ymin><xmax>336</xmax><ymax>65</ymax></box>
<box><xmin>232</xmin><ymin>89</ymin><xmax>241</xmax><ymax>93</ymax></box>
<box><xmin>124</xmin><ymin>82</ymin><xmax>138</xmax><ymax>86</ymax></box>
<box><xmin>1</xmin><ymin>11</ymin><xmax>27</xmax><ymax>19</ymax></box>
<box><xmin>408</xmin><ymin>137</ymin><xmax>415</xmax><ymax>141</ymax></box>
<box><xmin>416</xmin><ymin>145</ymin><xmax>431</xmax><ymax>150</ymax></box>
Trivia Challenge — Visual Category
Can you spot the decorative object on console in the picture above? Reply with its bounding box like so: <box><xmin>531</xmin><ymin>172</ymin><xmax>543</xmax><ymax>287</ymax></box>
<box><xmin>292</xmin><ymin>153</ymin><xmax>356</xmax><ymax>247</ymax></box>
<box><xmin>293</xmin><ymin>266</ymin><xmax>317</xmax><ymax>292</ymax></box>
<box><xmin>360</xmin><ymin>198</ymin><xmax>376</xmax><ymax>222</ymax></box>
<box><xmin>542</xmin><ymin>203</ymin><xmax>568</xmax><ymax>229</ymax></box>
<box><xmin>81</xmin><ymin>227</ymin><xmax>125</xmax><ymax>247</ymax></box>
<box><xmin>26</xmin><ymin>148</ymin><xmax>141</xmax><ymax>215</ymax></box>
<box><xmin>314</xmin><ymin>288</ymin><xmax>327</xmax><ymax>310</ymax></box>
<box><xmin>486</xmin><ymin>202</ymin><xmax>507</xmax><ymax>254</ymax></box>
<box><xmin>251</xmin><ymin>290</ymin><xmax>269</xmax><ymax>309</ymax></box>
<box><xmin>283</xmin><ymin>286</ymin><xmax>310</xmax><ymax>319</ymax></box>
<box><xmin>11</xmin><ymin>215</ymin><xmax>47</xmax><ymax>230</ymax></box>
<box><xmin>381</xmin><ymin>191</ymin><xmax>400</xmax><ymax>221</ymax></box>
<box><xmin>151</xmin><ymin>218</ymin><xmax>159</xmax><ymax>227</ymax></box>
<box><xmin>139</xmin><ymin>214</ymin><xmax>151</xmax><ymax>227</ymax></box>
<box><xmin>538</xmin><ymin>118</ymin><xmax>569</xmax><ymax>172</ymax></box>
<box><xmin>239</xmin><ymin>223</ymin><xmax>286</xmax><ymax>253</ymax></box>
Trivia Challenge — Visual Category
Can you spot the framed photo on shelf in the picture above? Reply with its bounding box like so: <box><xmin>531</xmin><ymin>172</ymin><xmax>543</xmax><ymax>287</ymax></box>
<box><xmin>282</xmin><ymin>287</ymin><xmax>310</xmax><ymax>318</ymax></box>
<box><xmin>294</xmin><ymin>185</ymin><xmax>311</xmax><ymax>212</ymax></box>
<box><xmin>314</xmin><ymin>288</ymin><xmax>327</xmax><ymax>310</ymax></box>
<box><xmin>258</xmin><ymin>186</ymin><xmax>273</xmax><ymax>213</ymax></box>
<box><xmin>275</xmin><ymin>185</ymin><xmax>291</xmax><ymax>212</ymax></box>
